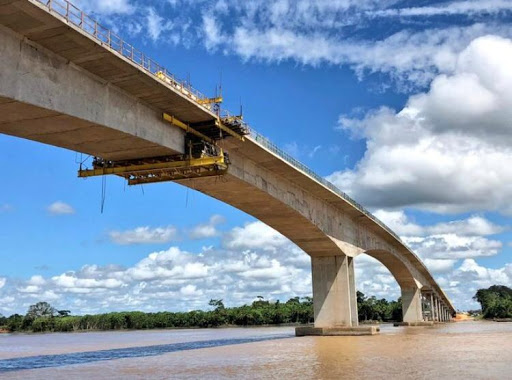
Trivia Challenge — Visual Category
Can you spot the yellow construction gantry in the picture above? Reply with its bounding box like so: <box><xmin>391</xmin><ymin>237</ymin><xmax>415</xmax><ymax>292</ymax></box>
<box><xmin>79</xmin><ymin>71</ymin><xmax>249</xmax><ymax>186</ymax></box>
<box><xmin>78</xmin><ymin>150</ymin><xmax>229</xmax><ymax>186</ymax></box>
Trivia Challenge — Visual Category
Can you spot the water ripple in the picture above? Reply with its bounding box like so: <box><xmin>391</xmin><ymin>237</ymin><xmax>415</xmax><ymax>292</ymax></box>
<box><xmin>0</xmin><ymin>333</ymin><xmax>293</xmax><ymax>372</ymax></box>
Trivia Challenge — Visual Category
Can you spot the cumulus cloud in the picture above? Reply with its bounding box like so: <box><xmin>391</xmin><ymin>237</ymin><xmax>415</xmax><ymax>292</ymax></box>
<box><xmin>109</xmin><ymin>226</ymin><xmax>177</xmax><ymax>245</ymax></box>
<box><xmin>188</xmin><ymin>215</ymin><xmax>225</xmax><ymax>239</ymax></box>
<box><xmin>440</xmin><ymin>259</ymin><xmax>512</xmax><ymax>309</ymax></box>
<box><xmin>374</xmin><ymin>210</ymin><xmax>504</xmax><ymax>261</ymax></box>
<box><xmin>47</xmin><ymin>201</ymin><xmax>75</xmax><ymax>215</ymax></box>
<box><xmin>328</xmin><ymin>35</ymin><xmax>512</xmax><ymax>214</ymax></box>
<box><xmin>0</xmin><ymin>221</ymin><xmax>311</xmax><ymax>314</ymax></box>
<box><xmin>374</xmin><ymin>211</ymin><xmax>505</xmax><ymax>237</ymax></box>
<box><xmin>0</xmin><ymin>217</ymin><xmax>510</xmax><ymax>314</ymax></box>
<box><xmin>0</xmin><ymin>278</ymin><xmax>5</xmax><ymax>289</ymax></box>
<box><xmin>223</xmin><ymin>221</ymin><xmax>289</xmax><ymax>252</ymax></box>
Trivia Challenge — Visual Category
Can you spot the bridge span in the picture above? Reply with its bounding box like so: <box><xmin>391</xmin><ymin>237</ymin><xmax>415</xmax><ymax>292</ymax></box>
<box><xmin>0</xmin><ymin>0</ymin><xmax>455</xmax><ymax>334</ymax></box>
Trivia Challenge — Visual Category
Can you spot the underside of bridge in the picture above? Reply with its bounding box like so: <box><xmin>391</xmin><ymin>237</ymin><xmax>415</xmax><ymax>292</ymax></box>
<box><xmin>0</xmin><ymin>0</ymin><xmax>456</xmax><ymax>335</ymax></box>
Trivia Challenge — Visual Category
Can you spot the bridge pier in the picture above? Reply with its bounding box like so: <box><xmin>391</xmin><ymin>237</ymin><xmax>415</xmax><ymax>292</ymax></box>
<box><xmin>296</xmin><ymin>255</ymin><xmax>378</xmax><ymax>336</ymax></box>
<box><xmin>312</xmin><ymin>255</ymin><xmax>357</xmax><ymax>328</ymax></box>
<box><xmin>395</xmin><ymin>287</ymin><xmax>433</xmax><ymax>326</ymax></box>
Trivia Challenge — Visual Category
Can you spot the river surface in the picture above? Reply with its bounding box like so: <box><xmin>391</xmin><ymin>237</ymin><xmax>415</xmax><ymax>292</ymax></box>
<box><xmin>0</xmin><ymin>321</ymin><xmax>510</xmax><ymax>379</ymax></box>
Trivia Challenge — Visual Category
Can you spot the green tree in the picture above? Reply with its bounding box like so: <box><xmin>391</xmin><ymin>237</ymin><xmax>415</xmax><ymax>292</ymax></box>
<box><xmin>474</xmin><ymin>285</ymin><xmax>512</xmax><ymax>319</ymax></box>
<box><xmin>58</xmin><ymin>310</ymin><xmax>71</xmax><ymax>317</ymax></box>
<box><xmin>26</xmin><ymin>302</ymin><xmax>57</xmax><ymax>318</ymax></box>
<box><xmin>208</xmin><ymin>299</ymin><xmax>225</xmax><ymax>311</ymax></box>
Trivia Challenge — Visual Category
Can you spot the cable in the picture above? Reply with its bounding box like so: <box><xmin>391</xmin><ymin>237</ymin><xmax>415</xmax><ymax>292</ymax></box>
<box><xmin>100</xmin><ymin>176</ymin><xmax>107</xmax><ymax>214</ymax></box>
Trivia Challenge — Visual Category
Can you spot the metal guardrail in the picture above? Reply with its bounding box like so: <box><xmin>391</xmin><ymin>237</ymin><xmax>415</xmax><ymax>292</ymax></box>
<box><xmin>35</xmin><ymin>0</ymin><xmax>401</xmax><ymax>245</ymax></box>
<box><xmin>251</xmin><ymin>131</ymin><xmax>403</xmax><ymax>243</ymax></box>
<box><xmin>36</xmin><ymin>0</ymin><xmax>211</xmax><ymax>109</ymax></box>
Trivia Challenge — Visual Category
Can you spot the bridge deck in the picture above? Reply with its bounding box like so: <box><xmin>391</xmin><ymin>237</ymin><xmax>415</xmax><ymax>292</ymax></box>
<box><xmin>0</xmin><ymin>96</ymin><xmax>177</xmax><ymax>160</ymax></box>
<box><xmin>0</xmin><ymin>0</ymin><xmax>217</xmax><ymax>124</ymax></box>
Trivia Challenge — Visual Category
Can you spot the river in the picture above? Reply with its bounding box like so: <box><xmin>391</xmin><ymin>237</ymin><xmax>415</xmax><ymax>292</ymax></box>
<box><xmin>0</xmin><ymin>321</ymin><xmax>510</xmax><ymax>379</ymax></box>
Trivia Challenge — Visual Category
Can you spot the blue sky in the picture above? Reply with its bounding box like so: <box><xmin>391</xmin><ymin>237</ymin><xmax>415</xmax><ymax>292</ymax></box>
<box><xmin>1</xmin><ymin>0</ymin><xmax>512</xmax><ymax>314</ymax></box>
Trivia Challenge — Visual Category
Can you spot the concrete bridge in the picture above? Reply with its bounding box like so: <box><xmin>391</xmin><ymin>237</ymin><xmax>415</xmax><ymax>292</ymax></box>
<box><xmin>0</xmin><ymin>0</ymin><xmax>455</xmax><ymax>334</ymax></box>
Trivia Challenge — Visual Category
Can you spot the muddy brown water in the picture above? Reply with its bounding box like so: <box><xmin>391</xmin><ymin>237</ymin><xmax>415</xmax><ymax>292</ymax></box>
<box><xmin>0</xmin><ymin>321</ymin><xmax>510</xmax><ymax>379</ymax></box>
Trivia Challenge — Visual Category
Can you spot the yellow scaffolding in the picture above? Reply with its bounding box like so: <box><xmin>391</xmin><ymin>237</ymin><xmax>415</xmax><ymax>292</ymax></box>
<box><xmin>78</xmin><ymin>152</ymin><xmax>228</xmax><ymax>186</ymax></box>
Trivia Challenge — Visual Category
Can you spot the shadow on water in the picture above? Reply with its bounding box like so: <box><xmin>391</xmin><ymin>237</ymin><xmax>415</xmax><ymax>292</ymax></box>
<box><xmin>0</xmin><ymin>333</ymin><xmax>293</xmax><ymax>373</ymax></box>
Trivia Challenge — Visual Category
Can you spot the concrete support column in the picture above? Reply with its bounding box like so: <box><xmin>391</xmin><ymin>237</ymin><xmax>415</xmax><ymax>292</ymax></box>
<box><xmin>437</xmin><ymin>298</ymin><xmax>442</xmax><ymax>322</ymax></box>
<box><xmin>429</xmin><ymin>293</ymin><xmax>435</xmax><ymax>321</ymax></box>
<box><xmin>420</xmin><ymin>293</ymin><xmax>426</xmax><ymax>321</ymax></box>
<box><xmin>401</xmin><ymin>287</ymin><xmax>423</xmax><ymax>323</ymax></box>
<box><xmin>348</xmin><ymin>257</ymin><xmax>359</xmax><ymax>327</ymax></box>
<box><xmin>311</xmin><ymin>255</ymin><xmax>357</xmax><ymax>328</ymax></box>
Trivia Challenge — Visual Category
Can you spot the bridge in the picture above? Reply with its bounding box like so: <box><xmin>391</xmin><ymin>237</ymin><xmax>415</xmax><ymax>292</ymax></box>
<box><xmin>0</xmin><ymin>0</ymin><xmax>455</xmax><ymax>335</ymax></box>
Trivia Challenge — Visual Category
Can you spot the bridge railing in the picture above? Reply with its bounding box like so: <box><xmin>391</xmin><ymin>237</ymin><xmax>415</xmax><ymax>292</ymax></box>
<box><xmin>36</xmin><ymin>0</ymin><xmax>212</xmax><ymax>110</ymax></box>
<box><xmin>35</xmin><ymin>0</ymin><xmax>402</xmax><ymax>246</ymax></box>
<box><xmin>250</xmin><ymin>131</ymin><xmax>403</xmax><ymax>244</ymax></box>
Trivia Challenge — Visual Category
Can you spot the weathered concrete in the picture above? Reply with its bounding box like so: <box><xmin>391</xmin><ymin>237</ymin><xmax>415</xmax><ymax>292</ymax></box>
<box><xmin>401</xmin><ymin>287</ymin><xmax>423</xmax><ymax>323</ymax></box>
<box><xmin>311</xmin><ymin>255</ymin><xmax>357</xmax><ymax>328</ymax></box>
<box><xmin>0</xmin><ymin>23</ymin><xmax>184</xmax><ymax>160</ymax></box>
<box><xmin>295</xmin><ymin>326</ymin><xmax>379</xmax><ymax>336</ymax></box>
<box><xmin>0</xmin><ymin>0</ymin><xmax>457</xmax><ymax>329</ymax></box>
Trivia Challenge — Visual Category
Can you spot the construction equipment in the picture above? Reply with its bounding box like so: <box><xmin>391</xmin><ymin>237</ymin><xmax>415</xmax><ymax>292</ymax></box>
<box><xmin>78</xmin><ymin>146</ymin><xmax>229</xmax><ymax>186</ymax></box>
<box><xmin>79</xmin><ymin>72</ymin><xmax>247</xmax><ymax>186</ymax></box>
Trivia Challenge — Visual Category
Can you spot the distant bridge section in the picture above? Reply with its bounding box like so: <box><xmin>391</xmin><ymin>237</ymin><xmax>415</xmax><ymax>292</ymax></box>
<box><xmin>0</xmin><ymin>0</ymin><xmax>455</xmax><ymax>334</ymax></box>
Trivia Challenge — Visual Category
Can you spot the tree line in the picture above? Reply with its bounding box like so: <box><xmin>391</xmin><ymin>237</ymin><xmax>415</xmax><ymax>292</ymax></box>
<box><xmin>0</xmin><ymin>292</ymin><xmax>403</xmax><ymax>333</ymax></box>
<box><xmin>473</xmin><ymin>285</ymin><xmax>512</xmax><ymax>319</ymax></box>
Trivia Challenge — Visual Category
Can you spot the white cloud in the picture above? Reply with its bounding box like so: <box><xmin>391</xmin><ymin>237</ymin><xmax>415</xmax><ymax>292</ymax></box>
<box><xmin>28</xmin><ymin>275</ymin><xmax>46</xmax><ymax>286</ymax></box>
<box><xmin>202</xmin><ymin>13</ymin><xmax>225</xmax><ymax>50</ymax></box>
<box><xmin>0</xmin><ymin>217</ymin><xmax>510</xmax><ymax>314</ymax></box>
<box><xmin>146</xmin><ymin>7</ymin><xmax>174</xmax><ymax>42</ymax></box>
<box><xmin>0</xmin><ymin>221</ymin><xmax>312</xmax><ymax>315</ymax></box>
<box><xmin>308</xmin><ymin>145</ymin><xmax>322</xmax><ymax>158</ymax></box>
<box><xmin>47</xmin><ymin>201</ymin><xmax>75</xmax><ymax>215</ymax></box>
<box><xmin>328</xmin><ymin>35</ymin><xmax>512</xmax><ymax>213</ymax></box>
<box><xmin>405</xmin><ymin>234</ymin><xmax>502</xmax><ymax>260</ymax></box>
<box><xmin>223</xmin><ymin>221</ymin><xmax>289</xmax><ymax>252</ymax></box>
<box><xmin>79</xmin><ymin>0</ymin><xmax>134</xmax><ymax>15</ymax></box>
<box><xmin>109</xmin><ymin>226</ymin><xmax>177</xmax><ymax>245</ymax></box>
<box><xmin>373</xmin><ymin>210</ymin><xmax>504</xmax><ymax>261</ymax></box>
<box><xmin>200</xmin><ymin>5</ymin><xmax>511</xmax><ymax>87</ymax></box>
<box><xmin>423</xmin><ymin>259</ymin><xmax>458</xmax><ymax>273</ymax></box>
<box><xmin>371</xmin><ymin>0</ymin><xmax>512</xmax><ymax>18</ymax></box>
<box><xmin>374</xmin><ymin>211</ymin><xmax>504</xmax><ymax>237</ymax></box>
<box><xmin>189</xmin><ymin>215</ymin><xmax>225</xmax><ymax>239</ymax></box>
